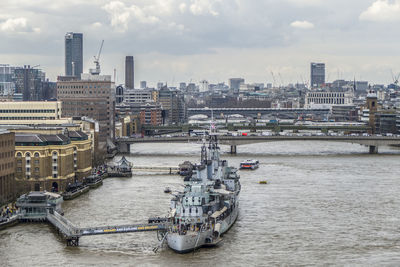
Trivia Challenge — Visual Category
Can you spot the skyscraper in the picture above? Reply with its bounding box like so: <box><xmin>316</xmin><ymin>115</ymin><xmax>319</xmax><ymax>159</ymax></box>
<box><xmin>125</xmin><ymin>56</ymin><xmax>134</xmax><ymax>89</ymax></box>
<box><xmin>310</xmin><ymin>63</ymin><xmax>325</xmax><ymax>88</ymax></box>
<box><xmin>65</xmin><ymin>32</ymin><xmax>83</xmax><ymax>77</ymax></box>
<box><xmin>229</xmin><ymin>78</ymin><xmax>245</xmax><ymax>91</ymax></box>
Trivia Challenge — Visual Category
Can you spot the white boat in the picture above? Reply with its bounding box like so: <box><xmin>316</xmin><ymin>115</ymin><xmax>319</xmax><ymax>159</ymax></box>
<box><xmin>240</xmin><ymin>159</ymin><xmax>259</xmax><ymax>170</ymax></box>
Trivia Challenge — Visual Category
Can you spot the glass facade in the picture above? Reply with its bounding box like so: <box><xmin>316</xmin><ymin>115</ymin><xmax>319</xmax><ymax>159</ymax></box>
<box><xmin>65</xmin><ymin>32</ymin><xmax>83</xmax><ymax>77</ymax></box>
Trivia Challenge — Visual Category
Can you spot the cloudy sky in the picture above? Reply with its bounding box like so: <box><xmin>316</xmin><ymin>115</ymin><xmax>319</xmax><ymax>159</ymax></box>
<box><xmin>1</xmin><ymin>0</ymin><xmax>400</xmax><ymax>87</ymax></box>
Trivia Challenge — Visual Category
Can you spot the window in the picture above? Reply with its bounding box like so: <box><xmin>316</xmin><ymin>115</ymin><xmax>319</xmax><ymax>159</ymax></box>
<box><xmin>34</xmin><ymin>152</ymin><xmax>40</xmax><ymax>157</ymax></box>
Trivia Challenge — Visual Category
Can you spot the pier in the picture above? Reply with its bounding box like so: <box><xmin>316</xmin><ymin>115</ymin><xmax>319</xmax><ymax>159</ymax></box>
<box><xmin>10</xmin><ymin>191</ymin><xmax>169</xmax><ymax>247</ymax></box>
<box><xmin>132</xmin><ymin>165</ymin><xmax>179</xmax><ymax>174</ymax></box>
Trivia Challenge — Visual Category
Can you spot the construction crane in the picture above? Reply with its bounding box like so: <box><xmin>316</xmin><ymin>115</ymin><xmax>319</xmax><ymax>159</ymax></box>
<box><xmin>278</xmin><ymin>72</ymin><xmax>284</xmax><ymax>88</ymax></box>
<box><xmin>270</xmin><ymin>71</ymin><xmax>277</xmax><ymax>88</ymax></box>
<box><xmin>391</xmin><ymin>69</ymin><xmax>400</xmax><ymax>86</ymax></box>
<box><xmin>90</xmin><ymin>40</ymin><xmax>104</xmax><ymax>75</ymax></box>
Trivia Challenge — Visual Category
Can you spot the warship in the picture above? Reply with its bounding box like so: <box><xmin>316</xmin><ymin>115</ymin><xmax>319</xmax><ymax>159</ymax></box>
<box><xmin>165</xmin><ymin>134</ymin><xmax>241</xmax><ymax>253</ymax></box>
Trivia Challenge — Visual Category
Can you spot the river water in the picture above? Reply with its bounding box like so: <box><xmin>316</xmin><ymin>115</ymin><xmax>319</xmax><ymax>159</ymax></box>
<box><xmin>1</xmin><ymin>142</ymin><xmax>400</xmax><ymax>266</ymax></box>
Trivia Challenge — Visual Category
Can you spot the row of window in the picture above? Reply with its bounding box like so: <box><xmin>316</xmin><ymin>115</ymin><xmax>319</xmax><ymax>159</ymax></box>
<box><xmin>58</xmin><ymin>84</ymin><xmax>109</xmax><ymax>89</ymax></box>
<box><xmin>0</xmin><ymin>151</ymin><xmax>14</xmax><ymax>159</ymax></box>
<box><xmin>17</xmin><ymin>152</ymin><xmax>42</xmax><ymax>157</ymax></box>
<box><xmin>0</xmin><ymin>140</ymin><xmax>13</xmax><ymax>147</ymax></box>
<box><xmin>0</xmin><ymin>117</ymin><xmax>56</xmax><ymax>120</ymax></box>
<box><xmin>307</xmin><ymin>98</ymin><xmax>346</xmax><ymax>104</ymax></box>
<box><xmin>308</xmin><ymin>93</ymin><xmax>345</xmax><ymax>98</ymax></box>
<box><xmin>0</xmin><ymin>162</ymin><xmax>13</xmax><ymax>171</ymax></box>
<box><xmin>58</xmin><ymin>90</ymin><xmax>109</xmax><ymax>95</ymax></box>
<box><xmin>0</xmin><ymin>109</ymin><xmax>56</xmax><ymax>113</ymax></box>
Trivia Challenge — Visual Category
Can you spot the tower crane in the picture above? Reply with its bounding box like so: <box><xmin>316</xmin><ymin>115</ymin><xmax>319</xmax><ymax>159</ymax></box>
<box><xmin>270</xmin><ymin>71</ymin><xmax>277</xmax><ymax>88</ymax></box>
<box><xmin>90</xmin><ymin>40</ymin><xmax>104</xmax><ymax>75</ymax></box>
<box><xmin>391</xmin><ymin>69</ymin><xmax>400</xmax><ymax>86</ymax></box>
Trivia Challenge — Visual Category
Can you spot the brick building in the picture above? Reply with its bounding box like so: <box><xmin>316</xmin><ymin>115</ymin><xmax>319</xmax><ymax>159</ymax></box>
<box><xmin>0</xmin><ymin>130</ymin><xmax>15</xmax><ymax>205</ymax></box>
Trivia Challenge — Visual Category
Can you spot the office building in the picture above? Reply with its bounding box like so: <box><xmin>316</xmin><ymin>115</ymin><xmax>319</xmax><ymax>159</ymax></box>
<box><xmin>229</xmin><ymin>78</ymin><xmax>245</xmax><ymax>91</ymax></box>
<box><xmin>158</xmin><ymin>86</ymin><xmax>186</xmax><ymax>124</ymax></box>
<box><xmin>0</xmin><ymin>64</ymin><xmax>15</xmax><ymax>96</ymax></box>
<box><xmin>199</xmin><ymin>80</ymin><xmax>209</xmax><ymax>93</ymax></box>
<box><xmin>14</xmin><ymin>66</ymin><xmax>46</xmax><ymax>101</ymax></box>
<box><xmin>139</xmin><ymin>102</ymin><xmax>162</xmax><ymax>126</ymax></box>
<box><xmin>0</xmin><ymin>130</ymin><xmax>15</xmax><ymax>206</ymax></box>
<box><xmin>57</xmin><ymin>74</ymin><xmax>115</xmax><ymax>150</ymax></box>
<box><xmin>65</xmin><ymin>32</ymin><xmax>83</xmax><ymax>77</ymax></box>
<box><xmin>125</xmin><ymin>56</ymin><xmax>134</xmax><ymax>89</ymax></box>
<box><xmin>140</xmin><ymin>81</ymin><xmax>147</xmax><ymax>89</ymax></box>
<box><xmin>157</xmin><ymin>82</ymin><xmax>164</xmax><ymax>90</ymax></box>
<box><xmin>123</xmin><ymin>89</ymin><xmax>154</xmax><ymax>104</ymax></box>
<box><xmin>0</xmin><ymin>101</ymin><xmax>62</xmax><ymax>123</ymax></box>
<box><xmin>311</xmin><ymin>63</ymin><xmax>325</xmax><ymax>88</ymax></box>
<box><xmin>305</xmin><ymin>90</ymin><xmax>354</xmax><ymax>109</ymax></box>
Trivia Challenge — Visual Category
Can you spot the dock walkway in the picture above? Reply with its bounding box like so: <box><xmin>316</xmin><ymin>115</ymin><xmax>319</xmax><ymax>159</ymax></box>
<box><xmin>45</xmin><ymin>210</ymin><xmax>168</xmax><ymax>246</ymax></box>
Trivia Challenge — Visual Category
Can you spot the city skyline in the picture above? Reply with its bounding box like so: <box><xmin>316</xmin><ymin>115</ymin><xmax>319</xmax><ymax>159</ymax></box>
<box><xmin>1</xmin><ymin>0</ymin><xmax>400</xmax><ymax>86</ymax></box>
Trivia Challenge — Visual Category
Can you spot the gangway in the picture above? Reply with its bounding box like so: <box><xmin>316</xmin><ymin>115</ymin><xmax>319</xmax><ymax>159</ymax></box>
<box><xmin>80</xmin><ymin>223</ymin><xmax>168</xmax><ymax>236</ymax></box>
<box><xmin>45</xmin><ymin>210</ymin><xmax>169</xmax><ymax>246</ymax></box>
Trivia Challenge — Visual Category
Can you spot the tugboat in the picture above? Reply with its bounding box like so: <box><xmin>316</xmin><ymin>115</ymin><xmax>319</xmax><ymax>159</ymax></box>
<box><xmin>164</xmin><ymin>135</ymin><xmax>241</xmax><ymax>253</ymax></box>
<box><xmin>240</xmin><ymin>159</ymin><xmax>259</xmax><ymax>170</ymax></box>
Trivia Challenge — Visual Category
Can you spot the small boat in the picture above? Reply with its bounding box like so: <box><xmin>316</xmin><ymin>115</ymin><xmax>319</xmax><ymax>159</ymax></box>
<box><xmin>240</xmin><ymin>159</ymin><xmax>259</xmax><ymax>170</ymax></box>
<box><xmin>164</xmin><ymin>187</ymin><xmax>172</xmax><ymax>193</ymax></box>
<box><xmin>259</xmin><ymin>181</ymin><xmax>267</xmax><ymax>184</ymax></box>
<box><xmin>85</xmin><ymin>175</ymin><xmax>103</xmax><ymax>189</ymax></box>
<box><xmin>62</xmin><ymin>182</ymin><xmax>90</xmax><ymax>200</ymax></box>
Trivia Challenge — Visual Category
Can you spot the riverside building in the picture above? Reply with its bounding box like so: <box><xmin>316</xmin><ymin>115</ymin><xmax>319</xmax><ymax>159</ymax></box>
<box><xmin>14</xmin><ymin>131</ymin><xmax>91</xmax><ymax>194</ymax></box>
<box><xmin>0</xmin><ymin>130</ymin><xmax>15</xmax><ymax>206</ymax></box>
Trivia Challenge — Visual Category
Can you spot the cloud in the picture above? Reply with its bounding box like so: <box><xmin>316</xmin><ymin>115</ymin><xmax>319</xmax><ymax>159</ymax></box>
<box><xmin>189</xmin><ymin>0</ymin><xmax>220</xmax><ymax>16</ymax></box>
<box><xmin>91</xmin><ymin>22</ymin><xmax>102</xmax><ymax>28</ymax></box>
<box><xmin>285</xmin><ymin>0</ymin><xmax>322</xmax><ymax>6</ymax></box>
<box><xmin>290</xmin><ymin>20</ymin><xmax>314</xmax><ymax>29</ymax></box>
<box><xmin>102</xmin><ymin>1</ymin><xmax>160</xmax><ymax>32</ymax></box>
<box><xmin>179</xmin><ymin>3</ymin><xmax>187</xmax><ymax>13</ymax></box>
<box><xmin>0</xmin><ymin>17</ymin><xmax>39</xmax><ymax>33</ymax></box>
<box><xmin>360</xmin><ymin>0</ymin><xmax>400</xmax><ymax>22</ymax></box>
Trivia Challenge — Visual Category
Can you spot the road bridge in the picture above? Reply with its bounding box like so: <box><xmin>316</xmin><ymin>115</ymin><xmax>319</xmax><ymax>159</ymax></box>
<box><xmin>115</xmin><ymin>135</ymin><xmax>400</xmax><ymax>154</ymax></box>
<box><xmin>141</xmin><ymin>124</ymin><xmax>370</xmax><ymax>136</ymax></box>
<box><xmin>187</xmin><ymin>107</ymin><xmax>330</xmax><ymax>119</ymax></box>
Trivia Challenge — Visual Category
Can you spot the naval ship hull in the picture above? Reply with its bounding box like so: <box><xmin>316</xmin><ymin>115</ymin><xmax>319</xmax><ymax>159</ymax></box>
<box><xmin>167</xmin><ymin>207</ymin><xmax>239</xmax><ymax>253</ymax></box>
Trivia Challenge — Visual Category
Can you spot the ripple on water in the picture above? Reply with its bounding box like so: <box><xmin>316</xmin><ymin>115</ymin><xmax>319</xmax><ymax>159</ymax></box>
<box><xmin>1</xmin><ymin>142</ymin><xmax>400</xmax><ymax>266</ymax></box>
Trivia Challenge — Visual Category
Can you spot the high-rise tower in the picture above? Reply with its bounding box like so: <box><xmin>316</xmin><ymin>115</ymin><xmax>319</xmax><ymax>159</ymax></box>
<box><xmin>65</xmin><ymin>32</ymin><xmax>83</xmax><ymax>77</ymax></box>
<box><xmin>310</xmin><ymin>63</ymin><xmax>325</xmax><ymax>88</ymax></box>
<box><xmin>125</xmin><ymin>56</ymin><xmax>134</xmax><ymax>89</ymax></box>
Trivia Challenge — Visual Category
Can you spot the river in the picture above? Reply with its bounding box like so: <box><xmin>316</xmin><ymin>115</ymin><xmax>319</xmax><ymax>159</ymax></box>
<box><xmin>1</xmin><ymin>141</ymin><xmax>400</xmax><ymax>266</ymax></box>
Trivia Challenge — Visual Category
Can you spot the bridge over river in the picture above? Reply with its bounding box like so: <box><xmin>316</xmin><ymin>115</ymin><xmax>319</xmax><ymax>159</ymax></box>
<box><xmin>115</xmin><ymin>135</ymin><xmax>400</xmax><ymax>154</ymax></box>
